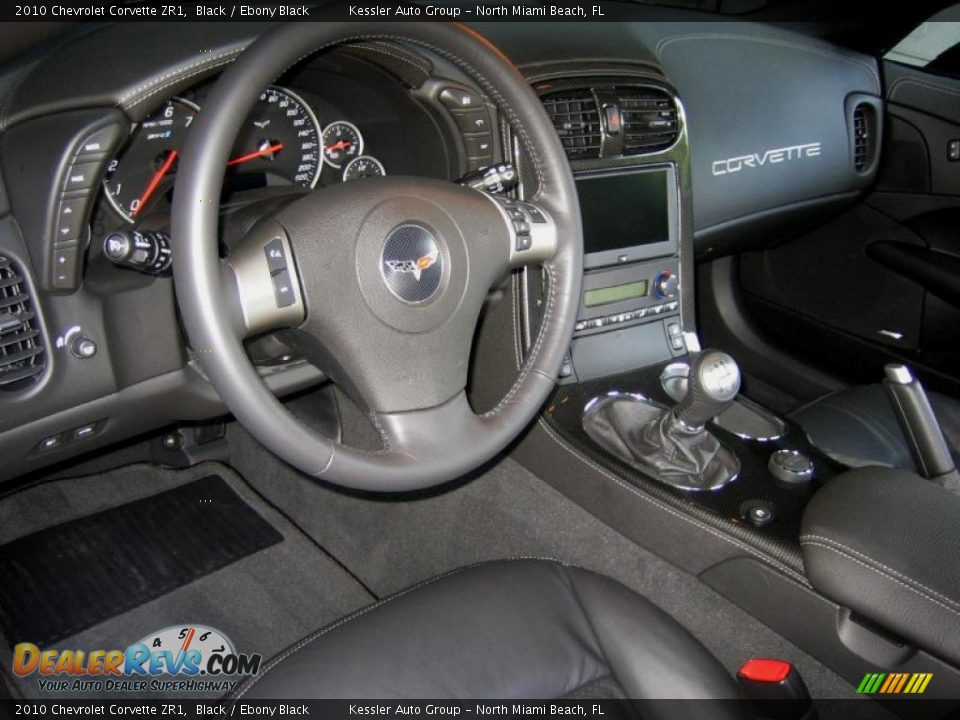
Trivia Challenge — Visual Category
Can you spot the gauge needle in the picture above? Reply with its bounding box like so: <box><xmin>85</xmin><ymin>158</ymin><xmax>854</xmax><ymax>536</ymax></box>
<box><xmin>227</xmin><ymin>142</ymin><xmax>284</xmax><ymax>166</ymax></box>
<box><xmin>132</xmin><ymin>150</ymin><xmax>178</xmax><ymax>218</ymax></box>
<box><xmin>325</xmin><ymin>140</ymin><xmax>352</xmax><ymax>152</ymax></box>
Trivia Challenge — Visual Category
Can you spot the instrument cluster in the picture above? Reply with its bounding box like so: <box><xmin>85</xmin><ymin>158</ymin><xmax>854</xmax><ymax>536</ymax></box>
<box><xmin>101</xmin><ymin>85</ymin><xmax>386</xmax><ymax>224</ymax></box>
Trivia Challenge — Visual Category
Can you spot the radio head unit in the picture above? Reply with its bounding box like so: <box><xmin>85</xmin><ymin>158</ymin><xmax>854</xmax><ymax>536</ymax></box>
<box><xmin>577</xmin><ymin>165</ymin><xmax>678</xmax><ymax>269</ymax></box>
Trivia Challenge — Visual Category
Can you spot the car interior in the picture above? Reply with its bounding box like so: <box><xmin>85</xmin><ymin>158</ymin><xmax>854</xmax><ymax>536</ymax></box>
<box><xmin>0</xmin><ymin>7</ymin><xmax>959</xmax><ymax>717</ymax></box>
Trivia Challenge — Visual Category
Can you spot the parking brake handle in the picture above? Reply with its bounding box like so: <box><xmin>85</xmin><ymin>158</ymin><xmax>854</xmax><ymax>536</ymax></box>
<box><xmin>883</xmin><ymin>364</ymin><xmax>960</xmax><ymax>493</ymax></box>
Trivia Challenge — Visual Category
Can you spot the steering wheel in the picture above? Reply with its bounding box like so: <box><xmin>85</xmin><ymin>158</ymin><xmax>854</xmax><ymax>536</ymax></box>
<box><xmin>171</xmin><ymin>22</ymin><xmax>582</xmax><ymax>492</ymax></box>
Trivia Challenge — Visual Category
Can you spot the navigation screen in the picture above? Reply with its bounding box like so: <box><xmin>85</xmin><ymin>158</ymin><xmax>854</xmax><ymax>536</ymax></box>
<box><xmin>576</xmin><ymin>170</ymin><xmax>670</xmax><ymax>255</ymax></box>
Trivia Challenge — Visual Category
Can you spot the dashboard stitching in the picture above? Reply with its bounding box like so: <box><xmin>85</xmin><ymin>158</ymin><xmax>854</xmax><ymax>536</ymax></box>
<box><xmin>888</xmin><ymin>76</ymin><xmax>960</xmax><ymax>102</ymax></box>
<box><xmin>536</xmin><ymin>418</ymin><xmax>811</xmax><ymax>586</ymax></box>
<box><xmin>349</xmin><ymin>42</ymin><xmax>433</xmax><ymax>76</ymax></box>
<box><xmin>655</xmin><ymin>34</ymin><xmax>881</xmax><ymax>95</ymax></box>
<box><xmin>799</xmin><ymin>535</ymin><xmax>960</xmax><ymax>609</ymax></box>
<box><xmin>120</xmin><ymin>47</ymin><xmax>246</xmax><ymax>108</ymax></box>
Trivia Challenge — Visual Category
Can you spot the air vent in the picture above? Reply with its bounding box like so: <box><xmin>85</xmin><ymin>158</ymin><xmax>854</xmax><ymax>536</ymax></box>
<box><xmin>539</xmin><ymin>89</ymin><xmax>603</xmax><ymax>159</ymax></box>
<box><xmin>537</xmin><ymin>81</ymin><xmax>680</xmax><ymax>160</ymax></box>
<box><xmin>0</xmin><ymin>255</ymin><xmax>44</xmax><ymax>391</ymax></box>
<box><xmin>853</xmin><ymin>103</ymin><xmax>876</xmax><ymax>172</ymax></box>
<box><xmin>618</xmin><ymin>86</ymin><xmax>680</xmax><ymax>155</ymax></box>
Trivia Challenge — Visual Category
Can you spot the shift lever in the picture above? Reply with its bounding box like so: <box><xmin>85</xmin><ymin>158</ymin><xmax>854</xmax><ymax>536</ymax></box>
<box><xmin>673</xmin><ymin>351</ymin><xmax>742</xmax><ymax>431</ymax></box>
<box><xmin>582</xmin><ymin>349</ymin><xmax>741</xmax><ymax>491</ymax></box>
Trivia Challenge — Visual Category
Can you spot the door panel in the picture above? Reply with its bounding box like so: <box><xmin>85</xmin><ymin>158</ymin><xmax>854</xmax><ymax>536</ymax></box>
<box><xmin>737</xmin><ymin>60</ymin><xmax>960</xmax><ymax>393</ymax></box>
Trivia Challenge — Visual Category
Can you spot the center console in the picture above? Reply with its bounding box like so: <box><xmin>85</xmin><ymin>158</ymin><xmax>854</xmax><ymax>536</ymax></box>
<box><xmin>563</xmin><ymin>165</ymin><xmax>687</xmax><ymax>382</ymax></box>
<box><xmin>501</xmin><ymin>65</ymin><xmax>960</xmax><ymax>705</ymax></box>
<box><xmin>512</xmin><ymin>69</ymin><xmax>835</xmax><ymax>548</ymax></box>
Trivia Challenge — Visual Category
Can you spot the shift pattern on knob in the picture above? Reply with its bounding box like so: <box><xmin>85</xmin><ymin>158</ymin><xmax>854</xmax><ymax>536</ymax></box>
<box><xmin>673</xmin><ymin>350</ymin><xmax>741</xmax><ymax>431</ymax></box>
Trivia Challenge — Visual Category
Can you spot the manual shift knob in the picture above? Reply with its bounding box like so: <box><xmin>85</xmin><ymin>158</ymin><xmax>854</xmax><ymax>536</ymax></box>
<box><xmin>673</xmin><ymin>350</ymin><xmax>741</xmax><ymax>431</ymax></box>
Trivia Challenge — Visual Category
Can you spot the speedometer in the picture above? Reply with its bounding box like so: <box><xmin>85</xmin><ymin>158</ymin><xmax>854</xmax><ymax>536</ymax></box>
<box><xmin>228</xmin><ymin>86</ymin><xmax>323</xmax><ymax>189</ymax></box>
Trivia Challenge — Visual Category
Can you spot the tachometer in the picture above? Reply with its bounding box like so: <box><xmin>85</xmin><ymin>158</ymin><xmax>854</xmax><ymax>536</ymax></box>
<box><xmin>103</xmin><ymin>97</ymin><xmax>198</xmax><ymax>223</ymax></box>
<box><xmin>322</xmin><ymin>121</ymin><xmax>363</xmax><ymax>169</ymax></box>
<box><xmin>228</xmin><ymin>86</ymin><xmax>323</xmax><ymax>189</ymax></box>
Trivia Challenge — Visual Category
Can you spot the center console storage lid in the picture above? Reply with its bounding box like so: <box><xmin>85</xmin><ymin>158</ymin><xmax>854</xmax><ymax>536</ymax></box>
<box><xmin>800</xmin><ymin>468</ymin><xmax>960</xmax><ymax>665</ymax></box>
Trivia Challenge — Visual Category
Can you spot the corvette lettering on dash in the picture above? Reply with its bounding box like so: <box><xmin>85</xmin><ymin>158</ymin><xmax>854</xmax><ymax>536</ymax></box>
<box><xmin>711</xmin><ymin>142</ymin><xmax>822</xmax><ymax>176</ymax></box>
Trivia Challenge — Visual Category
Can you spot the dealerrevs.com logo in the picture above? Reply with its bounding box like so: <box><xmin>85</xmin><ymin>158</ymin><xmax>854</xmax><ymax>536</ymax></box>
<box><xmin>13</xmin><ymin>625</ymin><xmax>262</xmax><ymax>693</ymax></box>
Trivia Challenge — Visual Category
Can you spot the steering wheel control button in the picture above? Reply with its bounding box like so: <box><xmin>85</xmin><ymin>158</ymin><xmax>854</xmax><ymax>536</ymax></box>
<box><xmin>741</xmin><ymin>500</ymin><xmax>776</xmax><ymax>527</ymax></box>
<box><xmin>271</xmin><ymin>268</ymin><xmax>296</xmax><ymax>308</ymax></box>
<box><xmin>380</xmin><ymin>224</ymin><xmax>443</xmax><ymax>304</ymax></box>
<box><xmin>464</xmin><ymin>135</ymin><xmax>493</xmax><ymax>158</ymax></box>
<box><xmin>264</xmin><ymin>238</ymin><xmax>288</xmax><ymax>274</ymax></box>
<box><xmin>768</xmin><ymin>450</ymin><xmax>815</xmax><ymax>484</ymax></box>
<box><xmin>452</xmin><ymin>109</ymin><xmax>491</xmax><ymax>135</ymax></box>
<box><xmin>440</xmin><ymin>87</ymin><xmax>481</xmax><ymax>110</ymax></box>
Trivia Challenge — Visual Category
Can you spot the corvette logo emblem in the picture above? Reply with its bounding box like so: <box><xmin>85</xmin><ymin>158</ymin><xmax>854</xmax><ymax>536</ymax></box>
<box><xmin>384</xmin><ymin>250</ymin><xmax>439</xmax><ymax>281</ymax></box>
<box><xmin>380</xmin><ymin>225</ymin><xmax>443</xmax><ymax>303</ymax></box>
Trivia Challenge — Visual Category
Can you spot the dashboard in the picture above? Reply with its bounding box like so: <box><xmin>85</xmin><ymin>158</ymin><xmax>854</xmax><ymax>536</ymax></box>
<box><xmin>0</xmin><ymin>20</ymin><xmax>883</xmax><ymax>484</ymax></box>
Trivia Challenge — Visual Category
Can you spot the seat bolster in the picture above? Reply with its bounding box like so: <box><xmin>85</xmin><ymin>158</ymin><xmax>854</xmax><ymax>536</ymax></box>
<box><xmin>567</xmin><ymin>568</ymin><xmax>741</xmax><ymax>705</ymax></box>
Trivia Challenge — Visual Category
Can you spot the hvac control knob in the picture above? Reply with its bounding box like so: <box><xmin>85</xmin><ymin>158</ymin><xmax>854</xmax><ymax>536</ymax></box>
<box><xmin>654</xmin><ymin>271</ymin><xmax>679</xmax><ymax>300</ymax></box>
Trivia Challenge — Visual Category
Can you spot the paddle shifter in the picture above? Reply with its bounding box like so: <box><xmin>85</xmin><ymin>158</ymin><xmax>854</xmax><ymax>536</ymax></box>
<box><xmin>583</xmin><ymin>350</ymin><xmax>742</xmax><ymax>491</ymax></box>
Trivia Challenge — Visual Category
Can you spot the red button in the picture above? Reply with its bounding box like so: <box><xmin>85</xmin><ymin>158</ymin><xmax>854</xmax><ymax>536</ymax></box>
<box><xmin>738</xmin><ymin>658</ymin><xmax>793</xmax><ymax>683</ymax></box>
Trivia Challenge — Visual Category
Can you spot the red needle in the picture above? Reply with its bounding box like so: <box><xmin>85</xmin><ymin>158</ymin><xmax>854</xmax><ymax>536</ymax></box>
<box><xmin>227</xmin><ymin>142</ymin><xmax>284</xmax><ymax>166</ymax></box>
<box><xmin>132</xmin><ymin>150</ymin><xmax>178</xmax><ymax>218</ymax></box>
<box><xmin>325</xmin><ymin>140</ymin><xmax>352</xmax><ymax>151</ymax></box>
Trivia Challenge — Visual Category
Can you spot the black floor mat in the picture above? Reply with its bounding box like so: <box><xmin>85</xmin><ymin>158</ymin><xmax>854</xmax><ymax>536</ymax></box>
<box><xmin>0</xmin><ymin>474</ymin><xmax>282</xmax><ymax>647</ymax></box>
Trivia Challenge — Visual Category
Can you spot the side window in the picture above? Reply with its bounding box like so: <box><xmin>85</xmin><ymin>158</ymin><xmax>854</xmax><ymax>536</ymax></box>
<box><xmin>884</xmin><ymin>9</ymin><xmax>960</xmax><ymax>77</ymax></box>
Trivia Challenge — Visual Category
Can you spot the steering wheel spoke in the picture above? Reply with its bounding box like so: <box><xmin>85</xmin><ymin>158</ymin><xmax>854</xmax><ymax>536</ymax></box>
<box><xmin>377</xmin><ymin>392</ymin><xmax>482</xmax><ymax>459</ymax></box>
<box><xmin>483</xmin><ymin>194</ymin><xmax>559</xmax><ymax>270</ymax></box>
<box><xmin>224</xmin><ymin>220</ymin><xmax>306</xmax><ymax>338</ymax></box>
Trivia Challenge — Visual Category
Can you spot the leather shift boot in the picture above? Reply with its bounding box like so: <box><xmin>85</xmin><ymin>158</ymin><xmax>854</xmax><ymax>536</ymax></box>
<box><xmin>583</xmin><ymin>396</ymin><xmax>739</xmax><ymax>491</ymax></box>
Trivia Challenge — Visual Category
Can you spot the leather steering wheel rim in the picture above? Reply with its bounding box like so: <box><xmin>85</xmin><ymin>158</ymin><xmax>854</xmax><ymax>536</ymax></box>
<box><xmin>171</xmin><ymin>22</ymin><xmax>582</xmax><ymax>492</ymax></box>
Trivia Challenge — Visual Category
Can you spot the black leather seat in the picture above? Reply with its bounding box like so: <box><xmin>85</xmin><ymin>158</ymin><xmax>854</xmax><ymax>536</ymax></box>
<box><xmin>791</xmin><ymin>384</ymin><xmax>960</xmax><ymax>472</ymax></box>
<box><xmin>234</xmin><ymin>560</ymin><xmax>741</xmax><ymax>715</ymax></box>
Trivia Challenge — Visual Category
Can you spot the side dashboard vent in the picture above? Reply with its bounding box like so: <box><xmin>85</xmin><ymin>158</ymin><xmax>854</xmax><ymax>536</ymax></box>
<box><xmin>0</xmin><ymin>255</ymin><xmax>44</xmax><ymax>391</ymax></box>
<box><xmin>618</xmin><ymin>86</ymin><xmax>680</xmax><ymax>155</ymax></box>
<box><xmin>853</xmin><ymin>103</ymin><xmax>877</xmax><ymax>172</ymax></box>
<box><xmin>539</xmin><ymin>88</ymin><xmax>603</xmax><ymax>159</ymax></box>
